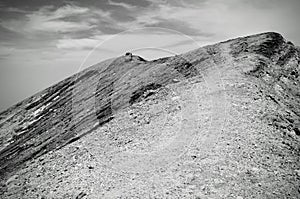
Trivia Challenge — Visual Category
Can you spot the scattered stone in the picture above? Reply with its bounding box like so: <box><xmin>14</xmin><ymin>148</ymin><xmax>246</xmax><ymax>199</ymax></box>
<box><xmin>6</xmin><ymin>175</ymin><xmax>18</xmax><ymax>186</ymax></box>
<box><xmin>293</xmin><ymin>127</ymin><xmax>300</xmax><ymax>136</ymax></box>
<box><xmin>75</xmin><ymin>192</ymin><xmax>87</xmax><ymax>199</ymax></box>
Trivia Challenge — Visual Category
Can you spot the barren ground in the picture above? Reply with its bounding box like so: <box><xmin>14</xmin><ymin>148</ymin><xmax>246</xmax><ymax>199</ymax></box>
<box><xmin>0</xmin><ymin>32</ymin><xmax>300</xmax><ymax>198</ymax></box>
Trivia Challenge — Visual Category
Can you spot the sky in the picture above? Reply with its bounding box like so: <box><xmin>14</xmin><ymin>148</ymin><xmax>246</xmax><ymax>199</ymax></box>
<box><xmin>0</xmin><ymin>0</ymin><xmax>300</xmax><ymax>112</ymax></box>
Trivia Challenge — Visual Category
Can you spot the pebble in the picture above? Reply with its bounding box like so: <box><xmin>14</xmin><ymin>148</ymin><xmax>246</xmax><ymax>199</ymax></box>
<box><xmin>6</xmin><ymin>175</ymin><xmax>18</xmax><ymax>186</ymax></box>
<box><xmin>251</xmin><ymin>167</ymin><xmax>259</xmax><ymax>173</ymax></box>
<box><xmin>172</xmin><ymin>96</ymin><xmax>180</xmax><ymax>101</ymax></box>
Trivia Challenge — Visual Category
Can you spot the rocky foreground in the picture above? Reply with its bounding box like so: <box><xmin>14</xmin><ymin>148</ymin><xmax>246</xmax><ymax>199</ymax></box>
<box><xmin>0</xmin><ymin>32</ymin><xmax>299</xmax><ymax>198</ymax></box>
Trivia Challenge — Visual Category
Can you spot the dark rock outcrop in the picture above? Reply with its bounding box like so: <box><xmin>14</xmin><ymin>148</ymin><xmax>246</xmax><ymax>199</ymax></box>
<box><xmin>230</xmin><ymin>32</ymin><xmax>300</xmax><ymax>138</ymax></box>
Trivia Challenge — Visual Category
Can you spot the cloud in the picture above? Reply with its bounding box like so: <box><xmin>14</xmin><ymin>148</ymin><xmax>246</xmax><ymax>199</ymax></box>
<box><xmin>56</xmin><ymin>35</ymin><xmax>114</xmax><ymax>50</ymax></box>
<box><xmin>0</xmin><ymin>24</ymin><xmax>21</xmax><ymax>41</ymax></box>
<box><xmin>2</xmin><ymin>7</ymin><xmax>28</xmax><ymax>13</ymax></box>
<box><xmin>56</xmin><ymin>38</ymin><xmax>98</xmax><ymax>49</ymax></box>
<box><xmin>27</xmin><ymin>20</ymin><xmax>94</xmax><ymax>33</ymax></box>
<box><xmin>0</xmin><ymin>1</ymin><xmax>214</xmax><ymax>43</ymax></box>
<box><xmin>50</xmin><ymin>4</ymin><xmax>89</xmax><ymax>17</ymax></box>
<box><xmin>118</xmin><ymin>3</ymin><xmax>213</xmax><ymax>37</ymax></box>
<box><xmin>1</xmin><ymin>5</ymin><xmax>109</xmax><ymax>34</ymax></box>
<box><xmin>144</xmin><ymin>17</ymin><xmax>211</xmax><ymax>36</ymax></box>
<box><xmin>0</xmin><ymin>46</ymin><xmax>15</xmax><ymax>59</ymax></box>
<box><xmin>109</xmin><ymin>0</ymin><xmax>151</xmax><ymax>8</ymax></box>
<box><xmin>107</xmin><ymin>0</ymin><xmax>137</xmax><ymax>10</ymax></box>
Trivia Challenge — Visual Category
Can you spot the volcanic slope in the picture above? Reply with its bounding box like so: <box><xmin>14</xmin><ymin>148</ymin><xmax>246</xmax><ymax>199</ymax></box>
<box><xmin>0</xmin><ymin>32</ymin><xmax>300</xmax><ymax>198</ymax></box>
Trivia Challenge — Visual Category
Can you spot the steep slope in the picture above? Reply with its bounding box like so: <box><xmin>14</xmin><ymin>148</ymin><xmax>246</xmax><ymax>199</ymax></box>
<box><xmin>0</xmin><ymin>32</ymin><xmax>299</xmax><ymax>198</ymax></box>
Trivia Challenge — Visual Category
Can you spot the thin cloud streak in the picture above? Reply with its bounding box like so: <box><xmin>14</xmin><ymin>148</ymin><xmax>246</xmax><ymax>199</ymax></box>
<box><xmin>1</xmin><ymin>5</ymin><xmax>106</xmax><ymax>34</ymax></box>
<box><xmin>107</xmin><ymin>0</ymin><xmax>137</xmax><ymax>10</ymax></box>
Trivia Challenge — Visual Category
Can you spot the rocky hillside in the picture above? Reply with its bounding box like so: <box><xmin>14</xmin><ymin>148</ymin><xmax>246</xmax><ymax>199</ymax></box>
<box><xmin>0</xmin><ymin>32</ymin><xmax>299</xmax><ymax>198</ymax></box>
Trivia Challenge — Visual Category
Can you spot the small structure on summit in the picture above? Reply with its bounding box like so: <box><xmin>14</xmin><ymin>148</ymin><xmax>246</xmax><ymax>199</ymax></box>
<box><xmin>124</xmin><ymin>52</ymin><xmax>147</xmax><ymax>62</ymax></box>
<box><xmin>125</xmin><ymin>52</ymin><xmax>133</xmax><ymax>61</ymax></box>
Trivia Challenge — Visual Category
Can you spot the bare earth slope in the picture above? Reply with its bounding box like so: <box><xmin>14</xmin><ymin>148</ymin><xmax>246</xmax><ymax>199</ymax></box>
<box><xmin>0</xmin><ymin>32</ymin><xmax>299</xmax><ymax>198</ymax></box>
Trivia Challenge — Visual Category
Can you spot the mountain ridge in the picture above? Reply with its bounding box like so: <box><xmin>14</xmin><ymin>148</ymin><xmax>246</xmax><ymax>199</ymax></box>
<box><xmin>0</xmin><ymin>32</ymin><xmax>299</xmax><ymax>198</ymax></box>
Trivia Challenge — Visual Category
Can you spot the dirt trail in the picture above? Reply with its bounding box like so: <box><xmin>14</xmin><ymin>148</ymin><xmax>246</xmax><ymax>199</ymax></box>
<box><xmin>99</xmin><ymin>44</ymin><xmax>230</xmax><ymax>198</ymax></box>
